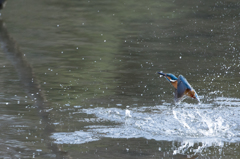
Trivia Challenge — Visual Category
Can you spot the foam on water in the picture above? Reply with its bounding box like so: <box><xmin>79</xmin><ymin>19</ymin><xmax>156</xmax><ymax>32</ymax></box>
<box><xmin>51</xmin><ymin>97</ymin><xmax>240</xmax><ymax>154</ymax></box>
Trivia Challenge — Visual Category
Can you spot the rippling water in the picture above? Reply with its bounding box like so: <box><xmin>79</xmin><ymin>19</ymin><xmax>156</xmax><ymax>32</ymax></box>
<box><xmin>1</xmin><ymin>0</ymin><xmax>240</xmax><ymax>158</ymax></box>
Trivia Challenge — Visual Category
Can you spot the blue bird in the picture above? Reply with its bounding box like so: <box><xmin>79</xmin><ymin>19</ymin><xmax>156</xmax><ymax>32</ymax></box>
<box><xmin>158</xmin><ymin>72</ymin><xmax>199</xmax><ymax>102</ymax></box>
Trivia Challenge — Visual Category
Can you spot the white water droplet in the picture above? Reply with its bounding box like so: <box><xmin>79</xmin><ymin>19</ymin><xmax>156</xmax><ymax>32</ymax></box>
<box><xmin>125</xmin><ymin>109</ymin><xmax>132</xmax><ymax>118</ymax></box>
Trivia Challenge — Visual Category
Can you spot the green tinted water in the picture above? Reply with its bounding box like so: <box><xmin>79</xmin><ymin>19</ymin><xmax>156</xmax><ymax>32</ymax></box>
<box><xmin>0</xmin><ymin>0</ymin><xmax>240</xmax><ymax>158</ymax></box>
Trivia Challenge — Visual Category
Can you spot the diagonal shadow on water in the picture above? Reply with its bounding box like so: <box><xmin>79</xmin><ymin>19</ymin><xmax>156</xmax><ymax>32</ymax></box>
<box><xmin>0</xmin><ymin>19</ymin><xmax>69</xmax><ymax>158</ymax></box>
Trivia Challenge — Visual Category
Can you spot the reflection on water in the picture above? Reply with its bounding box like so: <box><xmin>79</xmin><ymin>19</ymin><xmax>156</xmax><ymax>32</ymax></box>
<box><xmin>51</xmin><ymin>96</ymin><xmax>240</xmax><ymax>157</ymax></box>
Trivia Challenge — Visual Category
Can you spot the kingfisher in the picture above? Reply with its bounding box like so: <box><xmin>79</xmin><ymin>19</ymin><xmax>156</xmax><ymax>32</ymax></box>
<box><xmin>158</xmin><ymin>72</ymin><xmax>199</xmax><ymax>102</ymax></box>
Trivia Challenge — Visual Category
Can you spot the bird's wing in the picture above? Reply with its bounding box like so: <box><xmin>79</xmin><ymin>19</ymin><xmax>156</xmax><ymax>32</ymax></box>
<box><xmin>176</xmin><ymin>79</ymin><xmax>187</xmax><ymax>98</ymax></box>
<box><xmin>178</xmin><ymin>75</ymin><xmax>192</xmax><ymax>90</ymax></box>
<box><xmin>174</xmin><ymin>75</ymin><xmax>200</xmax><ymax>102</ymax></box>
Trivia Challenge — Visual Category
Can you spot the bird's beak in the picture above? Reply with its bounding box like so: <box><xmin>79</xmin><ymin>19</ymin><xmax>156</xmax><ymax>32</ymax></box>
<box><xmin>157</xmin><ymin>72</ymin><xmax>166</xmax><ymax>76</ymax></box>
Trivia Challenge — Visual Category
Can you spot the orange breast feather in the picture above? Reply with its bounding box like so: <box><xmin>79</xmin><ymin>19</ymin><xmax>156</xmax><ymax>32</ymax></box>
<box><xmin>171</xmin><ymin>81</ymin><xmax>178</xmax><ymax>89</ymax></box>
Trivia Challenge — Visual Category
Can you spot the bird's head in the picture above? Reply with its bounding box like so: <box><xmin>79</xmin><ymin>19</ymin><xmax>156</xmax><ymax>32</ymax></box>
<box><xmin>158</xmin><ymin>72</ymin><xmax>178</xmax><ymax>83</ymax></box>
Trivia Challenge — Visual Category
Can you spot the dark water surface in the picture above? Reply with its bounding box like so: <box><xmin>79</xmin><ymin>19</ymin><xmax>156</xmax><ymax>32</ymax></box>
<box><xmin>0</xmin><ymin>0</ymin><xmax>240</xmax><ymax>158</ymax></box>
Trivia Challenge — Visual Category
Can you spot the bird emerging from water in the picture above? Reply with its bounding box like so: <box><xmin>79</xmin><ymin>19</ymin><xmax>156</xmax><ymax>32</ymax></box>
<box><xmin>158</xmin><ymin>72</ymin><xmax>199</xmax><ymax>102</ymax></box>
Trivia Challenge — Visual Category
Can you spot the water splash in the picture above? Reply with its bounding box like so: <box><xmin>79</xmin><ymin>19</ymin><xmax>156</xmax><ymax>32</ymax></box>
<box><xmin>173</xmin><ymin>138</ymin><xmax>225</xmax><ymax>155</ymax></box>
<box><xmin>51</xmin><ymin>96</ymin><xmax>240</xmax><ymax>155</ymax></box>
